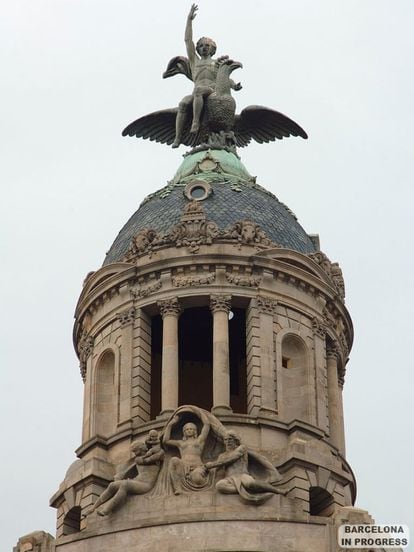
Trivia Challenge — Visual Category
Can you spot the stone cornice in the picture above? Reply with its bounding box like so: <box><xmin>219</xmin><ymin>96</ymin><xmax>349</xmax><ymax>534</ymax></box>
<box><xmin>73</xmin><ymin>252</ymin><xmax>353</xmax><ymax>361</ymax></box>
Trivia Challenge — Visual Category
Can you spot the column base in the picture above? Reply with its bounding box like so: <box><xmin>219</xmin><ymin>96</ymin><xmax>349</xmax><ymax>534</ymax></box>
<box><xmin>211</xmin><ymin>405</ymin><xmax>233</xmax><ymax>416</ymax></box>
<box><xmin>158</xmin><ymin>409</ymin><xmax>175</xmax><ymax>419</ymax></box>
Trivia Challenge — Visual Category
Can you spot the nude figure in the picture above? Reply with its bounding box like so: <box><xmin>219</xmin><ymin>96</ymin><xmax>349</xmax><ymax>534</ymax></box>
<box><xmin>90</xmin><ymin>430</ymin><xmax>164</xmax><ymax>516</ymax></box>
<box><xmin>163</xmin><ymin>410</ymin><xmax>210</xmax><ymax>494</ymax></box>
<box><xmin>171</xmin><ymin>4</ymin><xmax>241</xmax><ymax>147</ymax></box>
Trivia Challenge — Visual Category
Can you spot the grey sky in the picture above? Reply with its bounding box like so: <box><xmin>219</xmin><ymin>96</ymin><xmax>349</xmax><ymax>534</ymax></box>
<box><xmin>2</xmin><ymin>0</ymin><xmax>413</xmax><ymax>549</ymax></box>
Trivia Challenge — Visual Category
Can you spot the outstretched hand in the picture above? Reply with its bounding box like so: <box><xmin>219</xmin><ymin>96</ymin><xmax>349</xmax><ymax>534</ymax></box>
<box><xmin>188</xmin><ymin>4</ymin><xmax>198</xmax><ymax>20</ymax></box>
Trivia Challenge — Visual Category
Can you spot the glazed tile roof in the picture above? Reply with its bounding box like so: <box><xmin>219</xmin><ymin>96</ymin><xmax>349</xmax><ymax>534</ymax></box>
<box><xmin>103</xmin><ymin>174</ymin><xmax>316</xmax><ymax>265</ymax></box>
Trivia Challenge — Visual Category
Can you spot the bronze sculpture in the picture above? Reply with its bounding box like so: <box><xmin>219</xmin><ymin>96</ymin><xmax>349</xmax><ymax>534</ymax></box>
<box><xmin>122</xmin><ymin>4</ymin><xmax>307</xmax><ymax>152</ymax></box>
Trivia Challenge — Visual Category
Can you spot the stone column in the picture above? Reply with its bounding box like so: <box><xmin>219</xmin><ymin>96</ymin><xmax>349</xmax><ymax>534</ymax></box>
<box><xmin>326</xmin><ymin>346</ymin><xmax>342</xmax><ymax>452</ymax></box>
<box><xmin>257</xmin><ymin>296</ymin><xmax>277</xmax><ymax>416</ymax></box>
<box><xmin>158</xmin><ymin>297</ymin><xmax>182</xmax><ymax>414</ymax></box>
<box><xmin>210</xmin><ymin>295</ymin><xmax>232</xmax><ymax>414</ymax></box>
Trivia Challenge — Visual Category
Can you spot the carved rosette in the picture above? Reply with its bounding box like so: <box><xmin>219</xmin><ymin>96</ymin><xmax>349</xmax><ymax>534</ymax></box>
<box><xmin>130</xmin><ymin>280</ymin><xmax>162</xmax><ymax>299</ymax></box>
<box><xmin>210</xmin><ymin>294</ymin><xmax>232</xmax><ymax>314</ymax></box>
<box><xmin>312</xmin><ymin>317</ymin><xmax>327</xmax><ymax>339</ymax></box>
<box><xmin>256</xmin><ymin>295</ymin><xmax>277</xmax><ymax>315</ymax></box>
<box><xmin>117</xmin><ymin>306</ymin><xmax>136</xmax><ymax>327</ymax></box>
<box><xmin>78</xmin><ymin>330</ymin><xmax>94</xmax><ymax>382</ymax></box>
<box><xmin>172</xmin><ymin>273</ymin><xmax>215</xmax><ymax>287</ymax></box>
<box><xmin>158</xmin><ymin>297</ymin><xmax>182</xmax><ymax>318</ymax></box>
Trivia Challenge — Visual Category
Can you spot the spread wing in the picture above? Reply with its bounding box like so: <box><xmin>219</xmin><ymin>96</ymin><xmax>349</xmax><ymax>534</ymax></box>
<box><xmin>122</xmin><ymin>108</ymin><xmax>201</xmax><ymax>147</ymax></box>
<box><xmin>162</xmin><ymin>56</ymin><xmax>193</xmax><ymax>81</ymax></box>
<box><xmin>234</xmin><ymin>106</ymin><xmax>308</xmax><ymax>147</ymax></box>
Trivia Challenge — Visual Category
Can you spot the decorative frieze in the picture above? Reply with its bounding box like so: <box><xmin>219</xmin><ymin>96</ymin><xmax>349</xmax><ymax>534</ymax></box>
<box><xmin>210</xmin><ymin>294</ymin><xmax>231</xmax><ymax>314</ymax></box>
<box><xmin>117</xmin><ymin>307</ymin><xmax>136</xmax><ymax>327</ymax></box>
<box><xmin>122</xmin><ymin>202</ymin><xmax>278</xmax><ymax>262</ymax></box>
<box><xmin>130</xmin><ymin>280</ymin><xmax>162</xmax><ymax>299</ymax></box>
<box><xmin>158</xmin><ymin>297</ymin><xmax>182</xmax><ymax>318</ymax></box>
<box><xmin>172</xmin><ymin>273</ymin><xmax>215</xmax><ymax>287</ymax></box>
<box><xmin>256</xmin><ymin>295</ymin><xmax>277</xmax><ymax>315</ymax></box>
<box><xmin>78</xmin><ymin>330</ymin><xmax>94</xmax><ymax>382</ymax></box>
<box><xmin>226</xmin><ymin>272</ymin><xmax>261</xmax><ymax>287</ymax></box>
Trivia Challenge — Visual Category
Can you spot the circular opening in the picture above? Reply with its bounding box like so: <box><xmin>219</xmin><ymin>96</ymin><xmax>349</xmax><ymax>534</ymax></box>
<box><xmin>190</xmin><ymin>186</ymin><xmax>206</xmax><ymax>200</ymax></box>
<box><xmin>184</xmin><ymin>180</ymin><xmax>211</xmax><ymax>202</ymax></box>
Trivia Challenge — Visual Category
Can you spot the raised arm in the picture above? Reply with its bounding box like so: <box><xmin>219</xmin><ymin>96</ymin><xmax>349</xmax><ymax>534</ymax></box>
<box><xmin>185</xmin><ymin>4</ymin><xmax>198</xmax><ymax>63</ymax></box>
<box><xmin>163</xmin><ymin>414</ymin><xmax>181</xmax><ymax>447</ymax></box>
<box><xmin>197</xmin><ymin>409</ymin><xmax>210</xmax><ymax>448</ymax></box>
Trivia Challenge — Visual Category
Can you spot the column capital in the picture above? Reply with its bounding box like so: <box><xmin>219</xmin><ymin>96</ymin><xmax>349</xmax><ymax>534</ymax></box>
<box><xmin>158</xmin><ymin>297</ymin><xmax>182</xmax><ymax>318</ymax></box>
<box><xmin>210</xmin><ymin>294</ymin><xmax>231</xmax><ymax>314</ymax></box>
<box><xmin>78</xmin><ymin>330</ymin><xmax>94</xmax><ymax>382</ymax></box>
<box><xmin>312</xmin><ymin>316</ymin><xmax>327</xmax><ymax>338</ymax></box>
<box><xmin>117</xmin><ymin>306</ymin><xmax>136</xmax><ymax>327</ymax></box>
<box><xmin>326</xmin><ymin>345</ymin><xmax>340</xmax><ymax>360</ymax></box>
<box><xmin>257</xmin><ymin>295</ymin><xmax>277</xmax><ymax>315</ymax></box>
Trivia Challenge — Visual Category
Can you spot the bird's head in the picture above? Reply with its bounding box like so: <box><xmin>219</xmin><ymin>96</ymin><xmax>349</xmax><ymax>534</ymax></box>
<box><xmin>217</xmin><ymin>56</ymin><xmax>243</xmax><ymax>74</ymax></box>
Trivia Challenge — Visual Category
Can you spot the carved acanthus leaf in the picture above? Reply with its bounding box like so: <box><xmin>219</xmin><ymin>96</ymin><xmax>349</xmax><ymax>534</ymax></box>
<box><xmin>210</xmin><ymin>294</ymin><xmax>231</xmax><ymax>314</ymax></box>
<box><xmin>172</xmin><ymin>273</ymin><xmax>215</xmax><ymax>287</ymax></box>
<box><xmin>117</xmin><ymin>307</ymin><xmax>136</xmax><ymax>327</ymax></box>
<box><xmin>312</xmin><ymin>317</ymin><xmax>327</xmax><ymax>338</ymax></box>
<box><xmin>158</xmin><ymin>297</ymin><xmax>182</xmax><ymax>318</ymax></box>
<box><xmin>78</xmin><ymin>330</ymin><xmax>94</xmax><ymax>382</ymax></box>
<box><xmin>257</xmin><ymin>295</ymin><xmax>277</xmax><ymax>314</ymax></box>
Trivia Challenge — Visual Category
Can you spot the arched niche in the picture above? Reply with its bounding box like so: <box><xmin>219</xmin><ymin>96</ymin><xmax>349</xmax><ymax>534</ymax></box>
<box><xmin>309</xmin><ymin>486</ymin><xmax>334</xmax><ymax>516</ymax></box>
<box><xmin>280</xmin><ymin>333</ymin><xmax>311</xmax><ymax>423</ymax></box>
<box><xmin>62</xmin><ymin>506</ymin><xmax>81</xmax><ymax>535</ymax></box>
<box><xmin>94</xmin><ymin>349</ymin><xmax>116</xmax><ymax>437</ymax></box>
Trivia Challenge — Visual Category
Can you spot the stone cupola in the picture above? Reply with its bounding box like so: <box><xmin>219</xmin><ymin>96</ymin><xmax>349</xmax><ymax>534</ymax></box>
<box><xmin>47</xmin><ymin>148</ymin><xmax>364</xmax><ymax>551</ymax></box>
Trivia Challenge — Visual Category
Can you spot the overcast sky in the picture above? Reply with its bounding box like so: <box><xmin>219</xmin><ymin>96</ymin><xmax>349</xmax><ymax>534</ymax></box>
<box><xmin>2</xmin><ymin>1</ymin><xmax>413</xmax><ymax>549</ymax></box>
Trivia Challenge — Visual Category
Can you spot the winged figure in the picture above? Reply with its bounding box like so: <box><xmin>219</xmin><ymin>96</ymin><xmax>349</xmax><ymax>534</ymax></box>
<box><xmin>122</xmin><ymin>4</ymin><xmax>307</xmax><ymax>151</ymax></box>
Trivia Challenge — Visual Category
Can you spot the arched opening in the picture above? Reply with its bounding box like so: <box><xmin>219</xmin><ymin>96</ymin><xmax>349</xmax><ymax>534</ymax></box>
<box><xmin>229</xmin><ymin>308</ymin><xmax>247</xmax><ymax>413</ymax></box>
<box><xmin>95</xmin><ymin>350</ymin><xmax>116</xmax><ymax>437</ymax></box>
<box><xmin>62</xmin><ymin>506</ymin><xmax>81</xmax><ymax>534</ymax></box>
<box><xmin>309</xmin><ymin>486</ymin><xmax>334</xmax><ymax>516</ymax></box>
<box><xmin>281</xmin><ymin>334</ymin><xmax>310</xmax><ymax>423</ymax></box>
<box><xmin>151</xmin><ymin>314</ymin><xmax>162</xmax><ymax>418</ymax></box>
<box><xmin>179</xmin><ymin>307</ymin><xmax>213</xmax><ymax>410</ymax></box>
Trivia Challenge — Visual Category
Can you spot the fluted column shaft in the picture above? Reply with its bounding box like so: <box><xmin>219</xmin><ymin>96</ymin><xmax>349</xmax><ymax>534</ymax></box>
<box><xmin>158</xmin><ymin>298</ymin><xmax>181</xmax><ymax>413</ymax></box>
<box><xmin>210</xmin><ymin>295</ymin><xmax>232</xmax><ymax>413</ymax></box>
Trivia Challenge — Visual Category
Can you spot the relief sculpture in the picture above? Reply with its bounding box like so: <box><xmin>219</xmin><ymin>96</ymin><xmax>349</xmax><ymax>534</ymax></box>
<box><xmin>89</xmin><ymin>406</ymin><xmax>289</xmax><ymax>516</ymax></box>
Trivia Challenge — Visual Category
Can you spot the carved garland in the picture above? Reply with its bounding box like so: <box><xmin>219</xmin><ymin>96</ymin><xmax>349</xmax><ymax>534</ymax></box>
<box><xmin>78</xmin><ymin>330</ymin><xmax>94</xmax><ymax>382</ymax></box>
